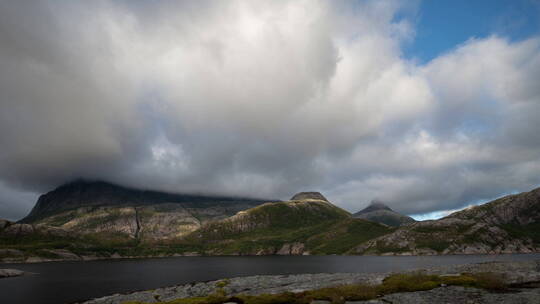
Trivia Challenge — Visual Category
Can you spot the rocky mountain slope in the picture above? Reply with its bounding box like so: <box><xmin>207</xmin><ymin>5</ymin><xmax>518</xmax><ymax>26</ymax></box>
<box><xmin>354</xmin><ymin>187</ymin><xmax>540</xmax><ymax>255</ymax></box>
<box><xmin>183</xmin><ymin>192</ymin><xmax>394</xmax><ymax>255</ymax></box>
<box><xmin>18</xmin><ymin>180</ymin><xmax>270</xmax><ymax>240</ymax></box>
<box><xmin>0</xmin><ymin>192</ymin><xmax>394</xmax><ymax>261</ymax></box>
<box><xmin>3</xmin><ymin>184</ymin><xmax>540</xmax><ymax>262</ymax></box>
<box><xmin>353</xmin><ymin>200</ymin><xmax>416</xmax><ymax>227</ymax></box>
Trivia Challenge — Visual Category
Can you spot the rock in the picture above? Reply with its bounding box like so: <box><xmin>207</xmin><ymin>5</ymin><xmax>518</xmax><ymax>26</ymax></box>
<box><xmin>0</xmin><ymin>269</ymin><xmax>24</xmax><ymax>278</ymax></box>
<box><xmin>45</xmin><ymin>249</ymin><xmax>81</xmax><ymax>260</ymax></box>
<box><xmin>81</xmin><ymin>260</ymin><xmax>540</xmax><ymax>304</ymax></box>
<box><xmin>0</xmin><ymin>249</ymin><xmax>25</xmax><ymax>263</ymax></box>
<box><xmin>277</xmin><ymin>243</ymin><xmax>305</xmax><ymax>255</ymax></box>
<box><xmin>3</xmin><ymin>223</ymin><xmax>35</xmax><ymax>236</ymax></box>
<box><xmin>290</xmin><ymin>192</ymin><xmax>328</xmax><ymax>202</ymax></box>
<box><xmin>0</xmin><ymin>222</ymin><xmax>70</xmax><ymax>238</ymax></box>
<box><xmin>83</xmin><ymin>272</ymin><xmax>386</xmax><ymax>304</ymax></box>
<box><xmin>255</xmin><ymin>248</ymin><xmax>276</xmax><ymax>255</ymax></box>
<box><xmin>82</xmin><ymin>255</ymin><xmax>100</xmax><ymax>261</ymax></box>
<box><xmin>25</xmin><ymin>256</ymin><xmax>50</xmax><ymax>263</ymax></box>
<box><xmin>0</xmin><ymin>219</ymin><xmax>13</xmax><ymax>230</ymax></box>
<box><xmin>380</xmin><ymin>286</ymin><xmax>540</xmax><ymax>304</ymax></box>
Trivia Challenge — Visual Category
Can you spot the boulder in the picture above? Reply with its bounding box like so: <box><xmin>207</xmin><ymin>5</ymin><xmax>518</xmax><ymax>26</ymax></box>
<box><xmin>0</xmin><ymin>269</ymin><xmax>24</xmax><ymax>278</ymax></box>
<box><xmin>277</xmin><ymin>243</ymin><xmax>305</xmax><ymax>255</ymax></box>
<box><xmin>0</xmin><ymin>219</ymin><xmax>13</xmax><ymax>230</ymax></box>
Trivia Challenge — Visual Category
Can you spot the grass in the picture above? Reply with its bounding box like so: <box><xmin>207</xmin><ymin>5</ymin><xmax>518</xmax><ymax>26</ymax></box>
<box><xmin>416</xmin><ymin>239</ymin><xmax>451</xmax><ymax>252</ymax></box>
<box><xmin>500</xmin><ymin>222</ymin><xmax>540</xmax><ymax>244</ymax></box>
<box><xmin>306</xmin><ymin>219</ymin><xmax>394</xmax><ymax>254</ymax></box>
<box><xmin>122</xmin><ymin>272</ymin><xmax>506</xmax><ymax>304</ymax></box>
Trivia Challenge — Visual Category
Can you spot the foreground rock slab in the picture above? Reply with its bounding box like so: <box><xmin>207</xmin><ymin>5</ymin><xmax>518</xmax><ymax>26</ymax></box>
<box><xmin>0</xmin><ymin>268</ymin><xmax>24</xmax><ymax>278</ymax></box>
<box><xmin>369</xmin><ymin>285</ymin><xmax>540</xmax><ymax>304</ymax></box>
<box><xmin>81</xmin><ymin>260</ymin><xmax>540</xmax><ymax>304</ymax></box>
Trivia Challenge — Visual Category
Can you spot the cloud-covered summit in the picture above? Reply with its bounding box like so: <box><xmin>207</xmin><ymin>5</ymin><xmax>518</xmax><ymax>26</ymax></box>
<box><xmin>1</xmin><ymin>0</ymin><xmax>540</xmax><ymax>220</ymax></box>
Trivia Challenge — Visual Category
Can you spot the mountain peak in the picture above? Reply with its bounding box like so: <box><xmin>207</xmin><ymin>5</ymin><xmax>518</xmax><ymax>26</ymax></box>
<box><xmin>290</xmin><ymin>192</ymin><xmax>328</xmax><ymax>202</ymax></box>
<box><xmin>20</xmin><ymin>180</ymin><xmax>271</xmax><ymax>223</ymax></box>
<box><xmin>356</xmin><ymin>199</ymin><xmax>393</xmax><ymax>214</ymax></box>
<box><xmin>353</xmin><ymin>200</ymin><xmax>415</xmax><ymax>227</ymax></box>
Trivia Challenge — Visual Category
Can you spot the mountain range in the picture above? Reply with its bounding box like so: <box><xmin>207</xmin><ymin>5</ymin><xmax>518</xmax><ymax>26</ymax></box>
<box><xmin>0</xmin><ymin>181</ymin><xmax>539</xmax><ymax>262</ymax></box>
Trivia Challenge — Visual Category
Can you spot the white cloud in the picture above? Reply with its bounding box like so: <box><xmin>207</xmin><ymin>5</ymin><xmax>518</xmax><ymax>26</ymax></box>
<box><xmin>0</xmin><ymin>0</ymin><xmax>539</xmax><ymax>220</ymax></box>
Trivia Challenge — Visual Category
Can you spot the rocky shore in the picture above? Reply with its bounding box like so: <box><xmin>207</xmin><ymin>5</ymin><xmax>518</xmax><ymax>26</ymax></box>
<box><xmin>0</xmin><ymin>268</ymin><xmax>24</xmax><ymax>278</ymax></box>
<box><xmin>81</xmin><ymin>259</ymin><xmax>540</xmax><ymax>304</ymax></box>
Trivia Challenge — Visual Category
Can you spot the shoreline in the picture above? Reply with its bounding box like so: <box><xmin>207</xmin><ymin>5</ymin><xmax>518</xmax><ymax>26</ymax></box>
<box><xmin>0</xmin><ymin>268</ymin><xmax>25</xmax><ymax>278</ymax></box>
<box><xmin>80</xmin><ymin>259</ymin><xmax>540</xmax><ymax>304</ymax></box>
<box><xmin>2</xmin><ymin>251</ymin><xmax>540</xmax><ymax>265</ymax></box>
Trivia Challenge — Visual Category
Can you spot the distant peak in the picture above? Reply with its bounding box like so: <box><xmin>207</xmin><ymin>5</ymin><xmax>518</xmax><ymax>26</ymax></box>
<box><xmin>368</xmin><ymin>199</ymin><xmax>392</xmax><ymax>210</ymax></box>
<box><xmin>355</xmin><ymin>199</ymin><xmax>393</xmax><ymax>214</ymax></box>
<box><xmin>290</xmin><ymin>192</ymin><xmax>328</xmax><ymax>202</ymax></box>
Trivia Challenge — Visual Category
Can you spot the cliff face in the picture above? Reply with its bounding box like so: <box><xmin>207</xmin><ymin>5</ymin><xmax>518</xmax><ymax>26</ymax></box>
<box><xmin>353</xmin><ymin>200</ymin><xmax>416</xmax><ymax>227</ymax></box>
<box><xmin>15</xmin><ymin>180</ymin><xmax>273</xmax><ymax>242</ymax></box>
<box><xmin>290</xmin><ymin>192</ymin><xmax>329</xmax><ymax>202</ymax></box>
<box><xmin>355</xmin><ymin>187</ymin><xmax>540</xmax><ymax>255</ymax></box>
<box><xmin>34</xmin><ymin>202</ymin><xmax>259</xmax><ymax>240</ymax></box>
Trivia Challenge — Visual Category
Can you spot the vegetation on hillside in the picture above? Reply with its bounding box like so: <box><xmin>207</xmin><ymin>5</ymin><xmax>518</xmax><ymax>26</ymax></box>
<box><xmin>182</xmin><ymin>200</ymin><xmax>393</xmax><ymax>255</ymax></box>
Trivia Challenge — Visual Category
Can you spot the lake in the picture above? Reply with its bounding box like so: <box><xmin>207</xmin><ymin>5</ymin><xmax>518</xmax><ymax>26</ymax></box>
<box><xmin>2</xmin><ymin>254</ymin><xmax>540</xmax><ymax>304</ymax></box>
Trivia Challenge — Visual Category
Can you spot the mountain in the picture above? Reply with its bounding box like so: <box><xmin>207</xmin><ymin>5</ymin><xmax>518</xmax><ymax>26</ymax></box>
<box><xmin>183</xmin><ymin>192</ymin><xmax>393</xmax><ymax>255</ymax></box>
<box><xmin>353</xmin><ymin>200</ymin><xmax>416</xmax><ymax>227</ymax></box>
<box><xmin>0</xmin><ymin>190</ymin><xmax>394</xmax><ymax>261</ymax></box>
<box><xmin>354</xmin><ymin>187</ymin><xmax>540</xmax><ymax>255</ymax></box>
<box><xmin>22</xmin><ymin>180</ymin><xmax>269</xmax><ymax>223</ymax></box>
<box><xmin>3</xmin><ymin>184</ymin><xmax>540</xmax><ymax>262</ymax></box>
<box><xmin>19</xmin><ymin>180</ymin><xmax>271</xmax><ymax>240</ymax></box>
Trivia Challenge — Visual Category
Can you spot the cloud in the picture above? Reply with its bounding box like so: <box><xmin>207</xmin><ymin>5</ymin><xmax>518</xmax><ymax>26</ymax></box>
<box><xmin>0</xmin><ymin>0</ymin><xmax>539</xmax><ymax>220</ymax></box>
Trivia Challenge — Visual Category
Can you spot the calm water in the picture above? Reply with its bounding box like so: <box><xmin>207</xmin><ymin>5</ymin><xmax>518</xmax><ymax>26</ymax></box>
<box><xmin>1</xmin><ymin>254</ymin><xmax>540</xmax><ymax>304</ymax></box>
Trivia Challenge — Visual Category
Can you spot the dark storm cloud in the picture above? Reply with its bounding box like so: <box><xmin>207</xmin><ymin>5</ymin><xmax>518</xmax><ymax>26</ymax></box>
<box><xmin>1</xmin><ymin>0</ymin><xmax>540</xmax><ymax>220</ymax></box>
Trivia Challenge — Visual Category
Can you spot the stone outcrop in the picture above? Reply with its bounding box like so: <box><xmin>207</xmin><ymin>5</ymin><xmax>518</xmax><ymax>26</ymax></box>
<box><xmin>0</xmin><ymin>269</ymin><xmax>24</xmax><ymax>278</ymax></box>
<box><xmin>1</xmin><ymin>223</ymin><xmax>69</xmax><ymax>237</ymax></box>
<box><xmin>370</xmin><ymin>285</ymin><xmax>540</xmax><ymax>304</ymax></box>
<box><xmin>0</xmin><ymin>219</ymin><xmax>12</xmax><ymax>230</ymax></box>
<box><xmin>290</xmin><ymin>192</ymin><xmax>329</xmax><ymax>202</ymax></box>
<box><xmin>276</xmin><ymin>243</ymin><xmax>305</xmax><ymax>255</ymax></box>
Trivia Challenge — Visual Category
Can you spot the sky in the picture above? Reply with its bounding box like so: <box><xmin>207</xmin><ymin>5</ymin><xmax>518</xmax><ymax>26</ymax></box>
<box><xmin>1</xmin><ymin>0</ymin><xmax>540</xmax><ymax>221</ymax></box>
